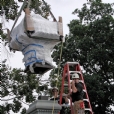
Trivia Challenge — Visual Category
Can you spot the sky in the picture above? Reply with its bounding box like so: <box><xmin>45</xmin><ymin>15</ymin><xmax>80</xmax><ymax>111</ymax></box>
<box><xmin>46</xmin><ymin>0</ymin><xmax>87</xmax><ymax>34</ymax></box>
<box><xmin>1</xmin><ymin>0</ymin><xmax>114</xmax><ymax>113</ymax></box>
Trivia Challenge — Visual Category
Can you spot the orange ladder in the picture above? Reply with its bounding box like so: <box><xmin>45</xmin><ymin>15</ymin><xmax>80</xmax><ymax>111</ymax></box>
<box><xmin>59</xmin><ymin>62</ymin><xmax>93</xmax><ymax>114</ymax></box>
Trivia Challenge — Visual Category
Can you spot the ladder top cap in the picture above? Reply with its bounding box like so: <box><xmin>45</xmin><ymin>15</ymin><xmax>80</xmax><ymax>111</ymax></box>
<box><xmin>66</xmin><ymin>62</ymin><xmax>79</xmax><ymax>64</ymax></box>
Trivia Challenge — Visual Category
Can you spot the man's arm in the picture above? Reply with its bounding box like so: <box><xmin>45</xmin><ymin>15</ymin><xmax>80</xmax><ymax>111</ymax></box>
<box><xmin>71</xmin><ymin>80</ymin><xmax>78</xmax><ymax>93</ymax></box>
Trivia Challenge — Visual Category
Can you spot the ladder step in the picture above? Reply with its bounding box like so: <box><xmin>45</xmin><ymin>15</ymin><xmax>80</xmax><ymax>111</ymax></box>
<box><xmin>69</xmin><ymin>71</ymin><xmax>81</xmax><ymax>74</ymax></box>
<box><xmin>64</xmin><ymin>84</ymin><xmax>68</xmax><ymax>87</ymax></box>
<box><xmin>64</xmin><ymin>84</ymin><xmax>86</xmax><ymax>89</ymax></box>
<box><xmin>85</xmin><ymin>108</ymin><xmax>92</xmax><ymax>111</ymax></box>
<box><xmin>64</xmin><ymin>81</ymin><xmax>84</xmax><ymax>86</ymax></box>
<box><xmin>83</xmin><ymin>89</ymin><xmax>86</xmax><ymax>92</ymax></box>
<box><xmin>83</xmin><ymin>99</ymin><xmax>89</xmax><ymax>102</ymax></box>
<box><xmin>66</xmin><ymin>62</ymin><xmax>79</xmax><ymax>65</ymax></box>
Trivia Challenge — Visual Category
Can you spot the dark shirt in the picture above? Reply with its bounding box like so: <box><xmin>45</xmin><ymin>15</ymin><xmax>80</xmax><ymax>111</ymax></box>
<box><xmin>71</xmin><ymin>82</ymin><xmax>83</xmax><ymax>102</ymax></box>
<box><xmin>50</xmin><ymin>96</ymin><xmax>65</xmax><ymax>104</ymax></box>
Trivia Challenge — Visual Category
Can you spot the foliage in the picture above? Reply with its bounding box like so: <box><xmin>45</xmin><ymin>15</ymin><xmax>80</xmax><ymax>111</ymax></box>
<box><xmin>0</xmin><ymin>60</ymin><xmax>49</xmax><ymax>114</ymax></box>
<box><xmin>51</xmin><ymin>0</ymin><xmax>114</xmax><ymax>114</ymax></box>
<box><xmin>0</xmin><ymin>0</ymin><xmax>50</xmax><ymax>20</ymax></box>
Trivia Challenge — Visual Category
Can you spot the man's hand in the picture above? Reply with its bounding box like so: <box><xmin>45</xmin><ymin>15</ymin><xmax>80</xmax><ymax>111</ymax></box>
<box><xmin>71</xmin><ymin>80</ymin><xmax>75</xmax><ymax>87</ymax></box>
<box><xmin>71</xmin><ymin>80</ymin><xmax>77</xmax><ymax>93</ymax></box>
<box><xmin>62</xmin><ymin>93</ymin><xmax>69</xmax><ymax>104</ymax></box>
<box><xmin>62</xmin><ymin>93</ymin><xmax>67</xmax><ymax>97</ymax></box>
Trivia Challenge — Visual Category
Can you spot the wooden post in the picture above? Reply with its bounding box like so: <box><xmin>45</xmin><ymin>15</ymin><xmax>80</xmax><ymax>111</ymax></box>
<box><xmin>58</xmin><ymin>16</ymin><xmax>63</xmax><ymax>36</ymax></box>
<box><xmin>24</xmin><ymin>8</ymin><xmax>35</xmax><ymax>33</ymax></box>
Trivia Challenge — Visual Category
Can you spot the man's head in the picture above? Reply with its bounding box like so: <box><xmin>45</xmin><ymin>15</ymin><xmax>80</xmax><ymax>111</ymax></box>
<box><xmin>72</xmin><ymin>73</ymin><xmax>80</xmax><ymax>83</ymax></box>
<box><xmin>51</xmin><ymin>87</ymin><xmax>59</xmax><ymax>96</ymax></box>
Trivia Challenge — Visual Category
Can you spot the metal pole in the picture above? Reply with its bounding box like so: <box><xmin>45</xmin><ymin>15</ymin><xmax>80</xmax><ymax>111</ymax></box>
<box><xmin>10</xmin><ymin>0</ymin><xmax>27</xmax><ymax>34</ymax></box>
<box><xmin>42</xmin><ymin>0</ymin><xmax>57</xmax><ymax>22</ymax></box>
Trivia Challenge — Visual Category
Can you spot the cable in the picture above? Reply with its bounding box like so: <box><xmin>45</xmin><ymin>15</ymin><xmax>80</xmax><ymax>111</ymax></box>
<box><xmin>51</xmin><ymin>40</ymin><xmax>64</xmax><ymax>114</ymax></box>
<box><xmin>42</xmin><ymin>0</ymin><xmax>57</xmax><ymax>21</ymax></box>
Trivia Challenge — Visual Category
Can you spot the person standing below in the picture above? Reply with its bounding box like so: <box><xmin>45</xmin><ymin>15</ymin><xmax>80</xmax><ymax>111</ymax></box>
<box><xmin>50</xmin><ymin>87</ymin><xmax>69</xmax><ymax>114</ymax></box>
<box><xmin>70</xmin><ymin>73</ymin><xmax>85</xmax><ymax>114</ymax></box>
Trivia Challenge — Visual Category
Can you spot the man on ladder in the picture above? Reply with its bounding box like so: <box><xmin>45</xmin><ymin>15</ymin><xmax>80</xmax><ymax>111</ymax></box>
<box><xmin>69</xmin><ymin>73</ymin><xmax>85</xmax><ymax>114</ymax></box>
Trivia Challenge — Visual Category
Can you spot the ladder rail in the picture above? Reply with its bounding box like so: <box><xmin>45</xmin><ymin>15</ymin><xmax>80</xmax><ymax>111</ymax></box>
<box><xmin>59</xmin><ymin>66</ymin><xmax>66</xmax><ymax>104</ymax></box>
<box><xmin>59</xmin><ymin>62</ymin><xmax>93</xmax><ymax>114</ymax></box>
<box><xmin>59</xmin><ymin>64</ymin><xmax>74</xmax><ymax>114</ymax></box>
<box><xmin>66</xmin><ymin>63</ymin><xmax>74</xmax><ymax>114</ymax></box>
<box><xmin>76</xmin><ymin>64</ymin><xmax>93</xmax><ymax>114</ymax></box>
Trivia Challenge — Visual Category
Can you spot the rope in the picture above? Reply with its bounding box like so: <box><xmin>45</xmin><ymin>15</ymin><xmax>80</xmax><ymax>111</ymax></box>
<box><xmin>52</xmin><ymin>40</ymin><xmax>64</xmax><ymax>114</ymax></box>
<box><xmin>42</xmin><ymin>0</ymin><xmax>57</xmax><ymax>21</ymax></box>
